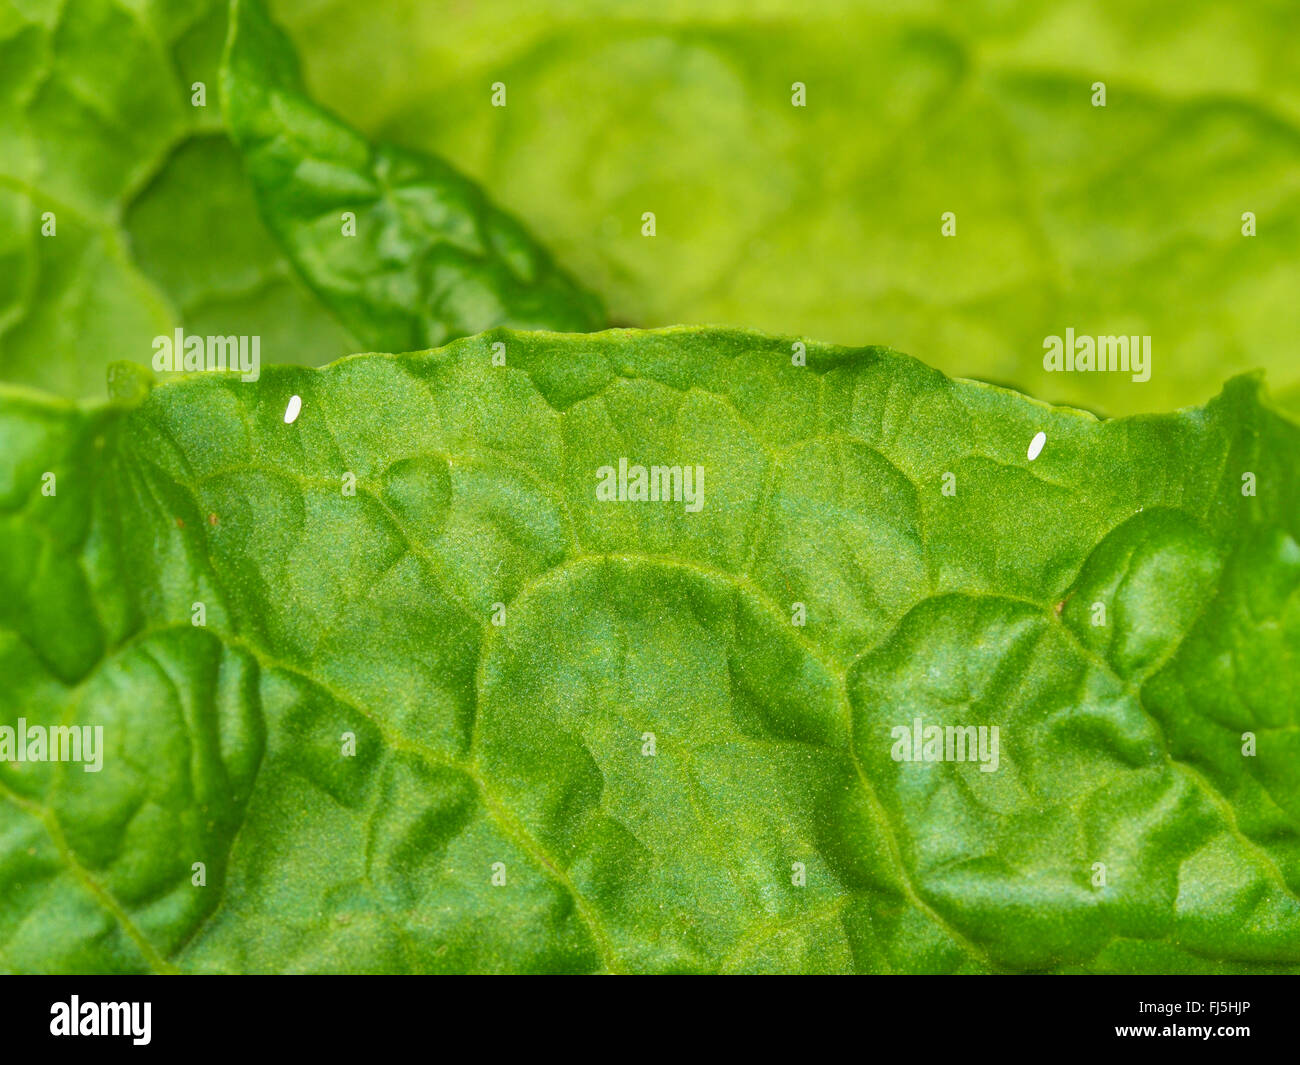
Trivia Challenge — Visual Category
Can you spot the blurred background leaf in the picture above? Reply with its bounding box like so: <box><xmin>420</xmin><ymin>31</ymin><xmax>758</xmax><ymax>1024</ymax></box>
<box><xmin>276</xmin><ymin>0</ymin><xmax>1300</xmax><ymax>415</ymax></box>
<box><xmin>1</xmin><ymin>0</ymin><xmax>1296</xmax><ymax>415</ymax></box>
<box><xmin>0</xmin><ymin>0</ymin><xmax>356</xmax><ymax>396</ymax></box>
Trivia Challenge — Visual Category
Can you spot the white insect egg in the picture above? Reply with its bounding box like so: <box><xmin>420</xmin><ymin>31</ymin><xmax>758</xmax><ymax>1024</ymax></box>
<box><xmin>1027</xmin><ymin>431</ymin><xmax>1046</xmax><ymax>461</ymax></box>
<box><xmin>284</xmin><ymin>395</ymin><xmax>302</xmax><ymax>424</ymax></box>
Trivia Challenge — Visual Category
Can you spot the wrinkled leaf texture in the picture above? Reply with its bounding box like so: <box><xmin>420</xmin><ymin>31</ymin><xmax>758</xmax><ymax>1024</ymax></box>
<box><xmin>1</xmin><ymin>327</ymin><xmax>1298</xmax><ymax>973</ymax></box>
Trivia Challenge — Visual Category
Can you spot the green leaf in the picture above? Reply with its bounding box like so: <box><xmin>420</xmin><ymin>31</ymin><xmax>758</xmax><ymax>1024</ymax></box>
<box><xmin>0</xmin><ymin>0</ymin><xmax>356</xmax><ymax>397</ymax></box>
<box><xmin>2</xmin><ymin>327</ymin><xmax>1297</xmax><ymax>973</ymax></box>
<box><xmin>276</xmin><ymin>0</ymin><xmax>1300</xmax><ymax>415</ymax></box>
<box><xmin>220</xmin><ymin>0</ymin><xmax>605</xmax><ymax>356</ymax></box>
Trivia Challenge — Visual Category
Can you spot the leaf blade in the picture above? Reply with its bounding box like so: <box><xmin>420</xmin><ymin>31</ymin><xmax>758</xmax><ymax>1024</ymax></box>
<box><xmin>219</xmin><ymin>0</ymin><xmax>605</xmax><ymax>355</ymax></box>
<box><xmin>2</xmin><ymin>328</ymin><xmax>1297</xmax><ymax>972</ymax></box>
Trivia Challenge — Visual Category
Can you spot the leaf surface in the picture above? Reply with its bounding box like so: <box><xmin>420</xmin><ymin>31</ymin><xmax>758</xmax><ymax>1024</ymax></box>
<box><xmin>1</xmin><ymin>327</ymin><xmax>1297</xmax><ymax>973</ymax></box>
<box><xmin>0</xmin><ymin>0</ymin><xmax>357</xmax><ymax>396</ymax></box>
<box><xmin>220</xmin><ymin>0</ymin><xmax>605</xmax><ymax>355</ymax></box>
